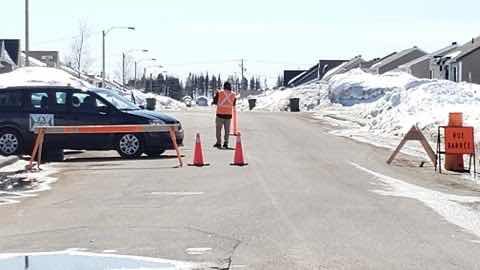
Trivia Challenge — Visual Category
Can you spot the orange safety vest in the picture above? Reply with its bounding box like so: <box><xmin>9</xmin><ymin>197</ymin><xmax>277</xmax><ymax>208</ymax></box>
<box><xmin>216</xmin><ymin>90</ymin><xmax>236</xmax><ymax>115</ymax></box>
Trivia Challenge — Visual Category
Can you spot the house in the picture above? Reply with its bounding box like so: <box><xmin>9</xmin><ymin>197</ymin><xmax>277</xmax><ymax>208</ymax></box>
<box><xmin>322</xmin><ymin>55</ymin><xmax>365</xmax><ymax>80</ymax></box>
<box><xmin>27</xmin><ymin>51</ymin><xmax>60</xmax><ymax>68</ymax></box>
<box><xmin>369</xmin><ymin>47</ymin><xmax>427</xmax><ymax>74</ymax></box>
<box><xmin>283</xmin><ymin>70</ymin><xmax>306</xmax><ymax>87</ymax></box>
<box><xmin>398</xmin><ymin>43</ymin><xmax>459</xmax><ymax>79</ymax></box>
<box><xmin>434</xmin><ymin>37</ymin><xmax>480</xmax><ymax>84</ymax></box>
<box><xmin>287</xmin><ymin>59</ymin><xmax>347</xmax><ymax>87</ymax></box>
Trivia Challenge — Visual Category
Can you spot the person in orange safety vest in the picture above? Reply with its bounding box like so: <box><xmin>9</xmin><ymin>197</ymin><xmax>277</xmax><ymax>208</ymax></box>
<box><xmin>212</xmin><ymin>82</ymin><xmax>237</xmax><ymax>149</ymax></box>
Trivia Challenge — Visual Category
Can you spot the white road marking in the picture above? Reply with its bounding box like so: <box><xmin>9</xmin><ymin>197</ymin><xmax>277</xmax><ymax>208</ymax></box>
<box><xmin>351</xmin><ymin>162</ymin><xmax>480</xmax><ymax>239</ymax></box>
<box><xmin>150</xmin><ymin>192</ymin><xmax>204</xmax><ymax>196</ymax></box>
<box><xmin>185</xmin><ymin>247</ymin><xmax>212</xmax><ymax>255</ymax></box>
<box><xmin>102</xmin><ymin>250</ymin><xmax>117</xmax><ymax>253</ymax></box>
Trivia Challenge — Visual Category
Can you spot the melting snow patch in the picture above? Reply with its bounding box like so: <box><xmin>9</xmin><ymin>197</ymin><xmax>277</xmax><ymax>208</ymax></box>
<box><xmin>351</xmin><ymin>162</ymin><xmax>480</xmax><ymax>239</ymax></box>
<box><xmin>0</xmin><ymin>160</ymin><xmax>58</xmax><ymax>206</ymax></box>
<box><xmin>0</xmin><ymin>250</ymin><xmax>202</xmax><ymax>270</ymax></box>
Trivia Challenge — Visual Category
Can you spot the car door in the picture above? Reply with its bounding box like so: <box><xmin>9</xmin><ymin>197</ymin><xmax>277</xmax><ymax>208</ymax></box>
<box><xmin>26</xmin><ymin>89</ymin><xmax>67</xmax><ymax>149</ymax></box>
<box><xmin>65</xmin><ymin>91</ymin><xmax>115</xmax><ymax>150</ymax></box>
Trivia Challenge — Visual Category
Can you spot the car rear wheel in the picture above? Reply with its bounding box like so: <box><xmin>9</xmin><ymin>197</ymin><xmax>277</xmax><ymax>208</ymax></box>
<box><xmin>116</xmin><ymin>134</ymin><xmax>143</xmax><ymax>158</ymax></box>
<box><xmin>0</xmin><ymin>129</ymin><xmax>22</xmax><ymax>156</ymax></box>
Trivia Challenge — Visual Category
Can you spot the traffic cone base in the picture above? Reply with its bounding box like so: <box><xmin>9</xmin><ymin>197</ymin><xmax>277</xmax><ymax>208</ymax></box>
<box><xmin>231</xmin><ymin>132</ymin><xmax>248</xmax><ymax>166</ymax></box>
<box><xmin>188</xmin><ymin>133</ymin><xmax>210</xmax><ymax>167</ymax></box>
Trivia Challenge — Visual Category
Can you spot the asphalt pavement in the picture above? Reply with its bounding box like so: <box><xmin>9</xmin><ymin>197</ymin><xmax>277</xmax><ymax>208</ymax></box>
<box><xmin>1</xmin><ymin>109</ymin><xmax>480</xmax><ymax>270</ymax></box>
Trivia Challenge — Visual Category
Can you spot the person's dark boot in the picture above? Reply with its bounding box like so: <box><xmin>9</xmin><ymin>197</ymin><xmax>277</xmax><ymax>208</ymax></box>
<box><xmin>213</xmin><ymin>143</ymin><xmax>221</xmax><ymax>148</ymax></box>
<box><xmin>223</xmin><ymin>143</ymin><xmax>229</xmax><ymax>149</ymax></box>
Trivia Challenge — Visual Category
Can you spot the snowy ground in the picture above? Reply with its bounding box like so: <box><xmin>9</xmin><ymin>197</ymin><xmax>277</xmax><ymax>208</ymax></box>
<box><xmin>241</xmin><ymin>69</ymin><xmax>480</xmax><ymax>163</ymax></box>
<box><xmin>0</xmin><ymin>249</ymin><xmax>213</xmax><ymax>270</ymax></box>
<box><xmin>0</xmin><ymin>160</ymin><xmax>58</xmax><ymax>206</ymax></box>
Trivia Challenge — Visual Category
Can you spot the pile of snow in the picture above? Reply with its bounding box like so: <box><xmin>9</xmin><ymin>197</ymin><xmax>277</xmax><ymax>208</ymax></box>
<box><xmin>239</xmin><ymin>80</ymin><xmax>329</xmax><ymax>112</ymax></box>
<box><xmin>130</xmin><ymin>89</ymin><xmax>186</xmax><ymax>111</ymax></box>
<box><xmin>245</xmin><ymin>68</ymin><xmax>480</xmax><ymax>150</ymax></box>
<box><xmin>0</xmin><ymin>67</ymin><xmax>93</xmax><ymax>89</ymax></box>
<box><xmin>328</xmin><ymin>69</ymin><xmax>422</xmax><ymax>106</ymax></box>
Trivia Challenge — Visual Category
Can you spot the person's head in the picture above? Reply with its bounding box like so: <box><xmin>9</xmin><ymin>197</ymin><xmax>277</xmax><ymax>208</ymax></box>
<box><xmin>223</xmin><ymin>82</ymin><xmax>232</xmax><ymax>91</ymax></box>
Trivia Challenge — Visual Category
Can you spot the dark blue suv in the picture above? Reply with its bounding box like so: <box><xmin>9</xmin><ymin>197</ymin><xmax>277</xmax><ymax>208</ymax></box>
<box><xmin>0</xmin><ymin>86</ymin><xmax>184</xmax><ymax>159</ymax></box>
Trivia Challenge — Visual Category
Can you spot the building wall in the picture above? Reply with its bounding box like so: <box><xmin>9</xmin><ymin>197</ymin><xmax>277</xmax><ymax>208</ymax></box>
<box><xmin>378</xmin><ymin>50</ymin><xmax>427</xmax><ymax>74</ymax></box>
<box><xmin>460</xmin><ymin>49</ymin><xmax>480</xmax><ymax>84</ymax></box>
<box><xmin>283</xmin><ymin>70</ymin><xmax>306</xmax><ymax>87</ymax></box>
<box><xmin>28</xmin><ymin>51</ymin><xmax>59</xmax><ymax>67</ymax></box>
<box><xmin>409</xmin><ymin>58</ymin><xmax>431</xmax><ymax>79</ymax></box>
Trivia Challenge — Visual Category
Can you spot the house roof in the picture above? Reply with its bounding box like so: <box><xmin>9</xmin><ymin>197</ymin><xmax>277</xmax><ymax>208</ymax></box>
<box><xmin>399</xmin><ymin>43</ymin><xmax>459</xmax><ymax>69</ymax></box>
<box><xmin>370</xmin><ymin>47</ymin><xmax>427</xmax><ymax>70</ymax></box>
<box><xmin>448</xmin><ymin>36</ymin><xmax>480</xmax><ymax>62</ymax></box>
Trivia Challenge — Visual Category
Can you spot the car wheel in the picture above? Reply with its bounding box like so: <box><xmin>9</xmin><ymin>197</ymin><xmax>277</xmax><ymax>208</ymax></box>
<box><xmin>0</xmin><ymin>129</ymin><xmax>22</xmax><ymax>156</ymax></box>
<box><xmin>116</xmin><ymin>133</ymin><xmax>143</xmax><ymax>158</ymax></box>
<box><xmin>145</xmin><ymin>149</ymin><xmax>165</xmax><ymax>157</ymax></box>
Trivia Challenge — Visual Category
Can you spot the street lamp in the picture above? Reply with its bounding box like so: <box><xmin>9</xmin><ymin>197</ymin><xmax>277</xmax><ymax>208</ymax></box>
<box><xmin>25</xmin><ymin>0</ymin><xmax>30</xmax><ymax>67</ymax></box>
<box><xmin>102</xmin><ymin>26</ymin><xmax>135</xmax><ymax>87</ymax></box>
<box><xmin>122</xmin><ymin>49</ymin><xmax>148</xmax><ymax>87</ymax></box>
<box><xmin>134</xmin><ymin>58</ymin><xmax>157</xmax><ymax>89</ymax></box>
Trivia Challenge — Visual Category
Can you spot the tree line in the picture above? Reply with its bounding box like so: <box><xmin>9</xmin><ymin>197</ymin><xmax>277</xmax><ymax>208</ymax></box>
<box><xmin>129</xmin><ymin>72</ymin><xmax>264</xmax><ymax>100</ymax></box>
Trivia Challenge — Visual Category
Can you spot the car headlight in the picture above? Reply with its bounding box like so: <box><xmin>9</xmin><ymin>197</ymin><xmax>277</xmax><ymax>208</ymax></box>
<box><xmin>149</xmin><ymin>119</ymin><xmax>164</xmax><ymax>125</ymax></box>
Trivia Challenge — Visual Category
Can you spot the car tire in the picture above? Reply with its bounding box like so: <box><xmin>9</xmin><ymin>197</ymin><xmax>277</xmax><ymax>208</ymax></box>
<box><xmin>116</xmin><ymin>133</ymin><xmax>143</xmax><ymax>158</ymax></box>
<box><xmin>0</xmin><ymin>128</ymin><xmax>23</xmax><ymax>156</ymax></box>
<box><xmin>145</xmin><ymin>149</ymin><xmax>165</xmax><ymax>157</ymax></box>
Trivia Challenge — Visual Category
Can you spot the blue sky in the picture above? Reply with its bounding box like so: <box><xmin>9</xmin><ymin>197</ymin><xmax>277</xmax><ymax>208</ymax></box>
<box><xmin>2</xmin><ymin>0</ymin><xmax>480</xmax><ymax>86</ymax></box>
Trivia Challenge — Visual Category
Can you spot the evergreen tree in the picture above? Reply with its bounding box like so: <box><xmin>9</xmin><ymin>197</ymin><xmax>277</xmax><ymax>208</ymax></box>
<box><xmin>249</xmin><ymin>76</ymin><xmax>255</xmax><ymax>91</ymax></box>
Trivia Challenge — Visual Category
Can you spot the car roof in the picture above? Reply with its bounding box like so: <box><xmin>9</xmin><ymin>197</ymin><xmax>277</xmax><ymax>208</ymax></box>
<box><xmin>0</xmin><ymin>85</ymin><xmax>92</xmax><ymax>92</ymax></box>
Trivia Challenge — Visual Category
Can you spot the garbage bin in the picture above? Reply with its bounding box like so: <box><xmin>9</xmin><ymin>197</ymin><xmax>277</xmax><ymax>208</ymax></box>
<box><xmin>146</xmin><ymin>98</ymin><xmax>156</xmax><ymax>111</ymax></box>
<box><xmin>248</xmin><ymin>99</ymin><xmax>257</xmax><ymax>110</ymax></box>
<box><xmin>289</xmin><ymin>98</ymin><xmax>300</xmax><ymax>112</ymax></box>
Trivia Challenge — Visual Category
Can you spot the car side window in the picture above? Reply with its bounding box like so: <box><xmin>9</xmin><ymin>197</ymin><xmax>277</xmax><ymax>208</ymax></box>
<box><xmin>0</xmin><ymin>91</ymin><xmax>23</xmax><ymax>111</ymax></box>
<box><xmin>51</xmin><ymin>91</ymin><xmax>68</xmax><ymax>113</ymax></box>
<box><xmin>71</xmin><ymin>92</ymin><xmax>107</xmax><ymax>113</ymax></box>
<box><xmin>30</xmin><ymin>92</ymin><xmax>49</xmax><ymax>112</ymax></box>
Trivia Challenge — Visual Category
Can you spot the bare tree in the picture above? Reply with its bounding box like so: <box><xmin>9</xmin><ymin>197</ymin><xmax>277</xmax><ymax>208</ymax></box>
<box><xmin>67</xmin><ymin>20</ymin><xmax>93</xmax><ymax>77</ymax></box>
<box><xmin>114</xmin><ymin>54</ymin><xmax>135</xmax><ymax>86</ymax></box>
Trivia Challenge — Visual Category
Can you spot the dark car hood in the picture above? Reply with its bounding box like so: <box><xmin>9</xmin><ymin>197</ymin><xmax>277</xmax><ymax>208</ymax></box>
<box><xmin>125</xmin><ymin>110</ymin><xmax>178</xmax><ymax>124</ymax></box>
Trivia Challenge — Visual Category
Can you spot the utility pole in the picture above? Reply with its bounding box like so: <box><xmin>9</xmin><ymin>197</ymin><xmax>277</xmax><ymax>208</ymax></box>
<box><xmin>25</xmin><ymin>0</ymin><xmax>30</xmax><ymax>67</ymax></box>
<box><xmin>240</xmin><ymin>59</ymin><xmax>246</xmax><ymax>91</ymax></box>
<box><xmin>134</xmin><ymin>61</ymin><xmax>137</xmax><ymax>89</ymax></box>
<box><xmin>102</xmin><ymin>30</ymin><xmax>106</xmax><ymax>86</ymax></box>
<box><xmin>122</xmin><ymin>53</ymin><xmax>126</xmax><ymax>87</ymax></box>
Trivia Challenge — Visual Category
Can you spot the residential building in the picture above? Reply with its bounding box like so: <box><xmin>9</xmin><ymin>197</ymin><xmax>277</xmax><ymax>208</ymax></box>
<box><xmin>283</xmin><ymin>70</ymin><xmax>306</xmax><ymax>87</ymax></box>
<box><xmin>437</xmin><ymin>37</ymin><xmax>480</xmax><ymax>84</ymax></box>
<box><xmin>322</xmin><ymin>55</ymin><xmax>365</xmax><ymax>80</ymax></box>
<box><xmin>398</xmin><ymin>43</ymin><xmax>458</xmax><ymax>79</ymax></box>
<box><xmin>287</xmin><ymin>59</ymin><xmax>347</xmax><ymax>87</ymax></box>
<box><xmin>369</xmin><ymin>47</ymin><xmax>427</xmax><ymax>74</ymax></box>
<box><xmin>27</xmin><ymin>51</ymin><xmax>60</xmax><ymax>68</ymax></box>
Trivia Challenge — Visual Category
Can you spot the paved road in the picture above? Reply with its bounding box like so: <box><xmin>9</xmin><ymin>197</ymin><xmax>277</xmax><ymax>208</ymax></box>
<box><xmin>1</xmin><ymin>109</ymin><xmax>480</xmax><ymax>269</ymax></box>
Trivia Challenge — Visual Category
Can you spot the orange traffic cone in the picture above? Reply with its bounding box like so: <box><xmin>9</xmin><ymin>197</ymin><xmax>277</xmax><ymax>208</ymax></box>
<box><xmin>230</xmin><ymin>108</ymin><xmax>240</xmax><ymax>136</ymax></box>
<box><xmin>189</xmin><ymin>133</ymin><xmax>210</xmax><ymax>167</ymax></box>
<box><xmin>231</xmin><ymin>132</ymin><xmax>248</xmax><ymax>166</ymax></box>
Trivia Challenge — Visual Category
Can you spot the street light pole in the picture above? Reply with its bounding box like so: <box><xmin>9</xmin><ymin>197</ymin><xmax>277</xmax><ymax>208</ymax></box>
<box><xmin>101</xmin><ymin>26</ymin><xmax>135</xmax><ymax>88</ymax></box>
<box><xmin>102</xmin><ymin>30</ymin><xmax>106</xmax><ymax>86</ymax></box>
<box><xmin>122</xmin><ymin>52</ymin><xmax>126</xmax><ymax>87</ymax></box>
<box><xmin>25</xmin><ymin>0</ymin><xmax>30</xmax><ymax>67</ymax></box>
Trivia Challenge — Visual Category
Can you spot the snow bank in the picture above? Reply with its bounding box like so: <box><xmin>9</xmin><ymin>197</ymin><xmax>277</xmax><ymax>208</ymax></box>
<box><xmin>245</xmin><ymin>68</ymin><xmax>480</xmax><ymax>152</ymax></box>
<box><xmin>130</xmin><ymin>89</ymin><xmax>186</xmax><ymax>111</ymax></box>
<box><xmin>328</xmin><ymin>69</ymin><xmax>422</xmax><ymax>106</ymax></box>
<box><xmin>239</xmin><ymin>80</ymin><xmax>329</xmax><ymax>112</ymax></box>
<box><xmin>0</xmin><ymin>67</ymin><xmax>93</xmax><ymax>89</ymax></box>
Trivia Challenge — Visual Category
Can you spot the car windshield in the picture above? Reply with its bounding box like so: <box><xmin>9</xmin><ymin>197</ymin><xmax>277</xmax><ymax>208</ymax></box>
<box><xmin>94</xmin><ymin>90</ymin><xmax>139</xmax><ymax>111</ymax></box>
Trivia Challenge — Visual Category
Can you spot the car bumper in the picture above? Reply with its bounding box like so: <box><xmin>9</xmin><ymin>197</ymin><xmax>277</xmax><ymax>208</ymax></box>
<box><xmin>144</xmin><ymin>129</ymin><xmax>184</xmax><ymax>150</ymax></box>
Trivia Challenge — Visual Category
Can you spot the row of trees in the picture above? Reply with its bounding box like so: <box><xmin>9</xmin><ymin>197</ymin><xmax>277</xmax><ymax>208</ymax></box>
<box><xmin>130</xmin><ymin>72</ymin><xmax>265</xmax><ymax>100</ymax></box>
